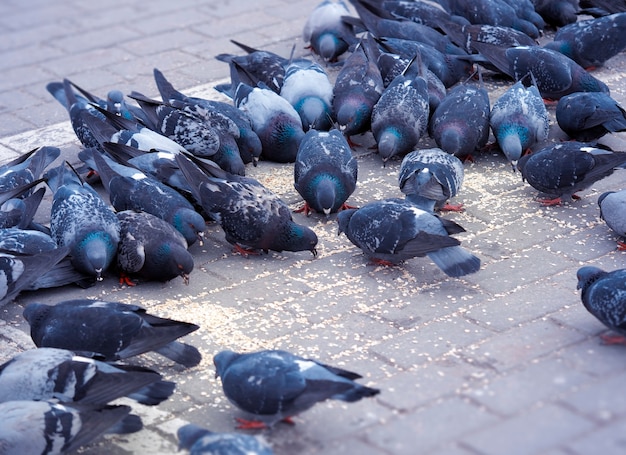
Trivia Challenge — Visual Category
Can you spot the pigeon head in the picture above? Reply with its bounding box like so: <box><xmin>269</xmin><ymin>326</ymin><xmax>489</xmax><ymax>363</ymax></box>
<box><xmin>279</xmin><ymin>222</ymin><xmax>318</xmax><ymax>257</ymax></box>
<box><xmin>148</xmin><ymin>243</ymin><xmax>194</xmax><ymax>284</ymax></box>
<box><xmin>171</xmin><ymin>208</ymin><xmax>206</xmax><ymax>246</ymax></box>
<box><xmin>336</xmin><ymin>99</ymin><xmax>371</xmax><ymax>137</ymax></box>
<box><xmin>266</xmin><ymin>114</ymin><xmax>305</xmax><ymax>162</ymax></box>
<box><xmin>22</xmin><ymin>302</ymin><xmax>50</xmax><ymax>338</ymax></box>
<box><xmin>316</xmin><ymin>32</ymin><xmax>348</xmax><ymax>62</ymax></box>
<box><xmin>312</xmin><ymin>176</ymin><xmax>338</xmax><ymax>216</ymax></box>
<box><xmin>294</xmin><ymin>96</ymin><xmax>332</xmax><ymax>131</ymax></box>
<box><xmin>213</xmin><ymin>350</ymin><xmax>240</xmax><ymax>379</ymax></box>
<box><xmin>336</xmin><ymin>209</ymin><xmax>357</xmax><ymax>236</ymax></box>
<box><xmin>238</xmin><ymin>130</ymin><xmax>263</xmax><ymax>166</ymax></box>
<box><xmin>576</xmin><ymin>266</ymin><xmax>605</xmax><ymax>291</ymax></box>
<box><xmin>377</xmin><ymin>127</ymin><xmax>404</xmax><ymax>163</ymax></box>
<box><xmin>497</xmin><ymin>127</ymin><xmax>526</xmax><ymax>170</ymax></box>
<box><xmin>71</xmin><ymin>231</ymin><xmax>118</xmax><ymax>280</ymax></box>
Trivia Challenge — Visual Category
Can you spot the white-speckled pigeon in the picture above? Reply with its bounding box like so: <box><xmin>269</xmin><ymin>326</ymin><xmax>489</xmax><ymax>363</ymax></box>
<box><xmin>303</xmin><ymin>0</ymin><xmax>357</xmax><ymax>62</ymax></box>
<box><xmin>213</xmin><ymin>349</ymin><xmax>379</xmax><ymax>429</ymax></box>
<box><xmin>556</xmin><ymin>91</ymin><xmax>626</xmax><ymax>142</ymax></box>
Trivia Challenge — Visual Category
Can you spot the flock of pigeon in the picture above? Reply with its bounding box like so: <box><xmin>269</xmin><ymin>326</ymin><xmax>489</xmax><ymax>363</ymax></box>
<box><xmin>3</xmin><ymin>0</ymin><xmax>626</xmax><ymax>453</ymax></box>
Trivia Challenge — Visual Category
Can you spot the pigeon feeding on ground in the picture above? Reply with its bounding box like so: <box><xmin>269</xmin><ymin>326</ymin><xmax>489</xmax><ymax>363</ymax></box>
<box><xmin>0</xmin><ymin>180</ymin><xmax>46</xmax><ymax>230</ymax></box>
<box><xmin>45</xmin><ymin>162</ymin><xmax>120</xmax><ymax>280</ymax></box>
<box><xmin>598</xmin><ymin>189</ymin><xmax>626</xmax><ymax>250</ymax></box>
<box><xmin>177</xmin><ymin>423</ymin><xmax>274</xmax><ymax>455</ymax></box>
<box><xmin>213</xmin><ymin>349</ymin><xmax>380</xmax><ymax>429</ymax></box>
<box><xmin>302</xmin><ymin>0</ymin><xmax>356</xmax><ymax>62</ymax></box>
<box><xmin>0</xmin><ymin>347</ymin><xmax>175</xmax><ymax>406</ymax></box>
<box><xmin>398</xmin><ymin>148</ymin><xmax>465</xmax><ymax>212</ymax></box>
<box><xmin>577</xmin><ymin>266</ymin><xmax>626</xmax><ymax>344</ymax></box>
<box><xmin>175</xmin><ymin>153</ymin><xmax>318</xmax><ymax>257</ymax></box>
<box><xmin>337</xmin><ymin>198</ymin><xmax>480</xmax><ymax>276</ymax></box>
<box><xmin>0</xmin><ymin>400</ymin><xmax>134</xmax><ymax>455</ymax></box>
<box><xmin>489</xmin><ymin>75</ymin><xmax>549</xmax><ymax>170</ymax></box>
<box><xmin>23</xmin><ymin>299</ymin><xmax>202</xmax><ymax>368</ymax></box>
<box><xmin>294</xmin><ymin>129</ymin><xmax>358</xmax><ymax>217</ymax></box>
<box><xmin>517</xmin><ymin>142</ymin><xmax>626</xmax><ymax>206</ymax></box>
<box><xmin>0</xmin><ymin>146</ymin><xmax>59</xmax><ymax>193</ymax></box>
<box><xmin>555</xmin><ymin>91</ymin><xmax>626</xmax><ymax>142</ymax></box>
<box><xmin>544</xmin><ymin>12</ymin><xmax>626</xmax><ymax>69</ymax></box>
<box><xmin>446</xmin><ymin>0</ymin><xmax>541</xmax><ymax>38</ymax></box>
<box><xmin>116</xmin><ymin>210</ymin><xmax>194</xmax><ymax>285</ymax></box>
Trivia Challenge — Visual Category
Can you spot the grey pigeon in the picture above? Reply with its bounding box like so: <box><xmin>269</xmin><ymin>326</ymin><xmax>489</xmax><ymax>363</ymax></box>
<box><xmin>294</xmin><ymin>129</ymin><xmax>358</xmax><ymax>216</ymax></box>
<box><xmin>577</xmin><ymin>266</ymin><xmax>626</xmax><ymax>344</ymax></box>
<box><xmin>0</xmin><ymin>227</ymin><xmax>57</xmax><ymax>255</ymax></box>
<box><xmin>214</xmin><ymin>349</ymin><xmax>379</xmax><ymax>429</ymax></box>
<box><xmin>398</xmin><ymin>148</ymin><xmax>464</xmax><ymax>212</ymax></box>
<box><xmin>178</xmin><ymin>423</ymin><xmax>274</xmax><ymax>455</ymax></box>
<box><xmin>544</xmin><ymin>12</ymin><xmax>626</xmax><ymax>69</ymax></box>
<box><xmin>0</xmin><ymin>146</ymin><xmax>59</xmax><ymax>193</ymax></box>
<box><xmin>280</xmin><ymin>58</ymin><xmax>334</xmax><ymax>131</ymax></box>
<box><xmin>302</xmin><ymin>0</ymin><xmax>357</xmax><ymax>62</ymax></box>
<box><xmin>517</xmin><ymin>142</ymin><xmax>626</xmax><ymax>205</ymax></box>
<box><xmin>176</xmin><ymin>153</ymin><xmax>318</xmax><ymax>257</ymax></box>
<box><xmin>0</xmin><ymin>180</ymin><xmax>46</xmax><ymax>230</ymax></box>
<box><xmin>0</xmin><ymin>400</ymin><xmax>134</xmax><ymax>454</ymax></box>
<box><xmin>45</xmin><ymin>162</ymin><xmax>120</xmax><ymax>280</ymax></box>
<box><xmin>429</xmin><ymin>72</ymin><xmax>491</xmax><ymax>160</ymax></box>
<box><xmin>0</xmin><ymin>347</ymin><xmax>175</xmax><ymax>406</ymax></box>
<box><xmin>116</xmin><ymin>210</ymin><xmax>194</xmax><ymax>285</ymax></box>
<box><xmin>371</xmin><ymin>64</ymin><xmax>430</xmax><ymax>163</ymax></box>
<box><xmin>337</xmin><ymin>198</ymin><xmax>480</xmax><ymax>276</ymax></box>
<box><xmin>556</xmin><ymin>91</ymin><xmax>626</xmax><ymax>142</ymax></box>
<box><xmin>23</xmin><ymin>298</ymin><xmax>202</xmax><ymax>368</ymax></box>
<box><xmin>598</xmin><ymin>189</ymin><xmax>626</xmax><ymax>249</ymax></box>
<box><xmin>447</xmin><ymin>0</ymin><xmax>540</xmax><ymax>38</ymax></box>
<box><xmin>489</xmin><ymin>76</ymin><xmax>549</xmax><ymax>170</ymax></box>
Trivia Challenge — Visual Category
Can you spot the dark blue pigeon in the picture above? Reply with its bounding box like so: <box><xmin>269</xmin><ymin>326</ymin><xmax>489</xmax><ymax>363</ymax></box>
<box><xmin>577</xmin><ymin>266</ymin><xmax>626</xmax><ymax>344</ymax></box>
<box><xmin>472</xmin><ymin>44</ymin><xmax>610</xmax><ymax>100</ymax></box>
<box><xmin>544</xmin><ymin>13</ymin><xmax>626</xmax><ymax>69</ymax></box>
<box><xmin>0</xmin><ymin>146</ymin><xmax>59</xmax><ymax>193</ymax></box>
<box><xmin>337</xmin><ymin>198</ymin><xmax>480</xmax><ymax>276</ymax></box>
<box><xmin>532</xmin><ymin>0</ymin><xmax>579</xmax><ymax>27</ymax></box>
<box><xmin>154</xmin><ymin>68</ymin><xmax>262</xmax><ymax>166</ymax></box>
<box><xmin>0</xmin><ymin>347</ymin><xmax>175</xmax><ymax>406</ymax></box>
<box><xmin>302</xmin><ymin>0</ymin><xmax>357</xmax><ymax>62</ymax></box>
<box><xmin>517</xmin><ymin>142</ymin><xmax>626</xmax><ymax>206</ymax></box>
<box><xmin>598</xmin><ymin>189</ymin><xmax>626</xmax><ymax>250</ymax></box>
<box><xmin>376</xmin><ymin>0</ymin><xmax>462</xmax><ymax>28</ymax></box>
<box><xmin>45</xmin><ymin>162</ymin><xmax>120</xmax><ymax>280</ymax></box>
<box><xmin>23</xmin><ymin>299</ymin><xmax>202</xmax><ymax>368</ymax></box>
<box><xmin>232</xmin><ymin>82</ymin><xmax>305</xmax><ymax>163</ymax></box>
<box><xmin>0</xmin><ymin>400</ymin><xmax>134</xmax><ymax>454</ymax></box>
<box><xmin>79</xmin><ymin>148</ymin><xmax>206</xmax><ymax>246</ymax></box>
<box><xmin>175</xmin><ymin>153</ymin><xmax>318</xmax><ymax>257</ymax></box>
<box><xmin>178</xmin><ymin>424</ymin><xmax>274</xmax><ymax>455</ymax></box>
<box><xmin>333</xmin><ymin>36</ymin><xmax>384</xmax><ymax>142</ymax></box>
<box><xmin>429</xmin><ymin>72</ymin><xmax>491</xmax><ymax>160</ymax></box>
<box><xmin>398</xmin><ymin>148</ymin><xmax>465</xmax><ymax>212</ymax></box>
<box><xmin>579</xmin><ymin>0</ymin><xmax>626</xmax><ymax>15</ymax></box>
<box><xmin>294</xmin><ymin>129</ymin><xmax>358</xmax><ymax>216</ymax></box>
<box><xmin>280</xmin><ymin>58</ymin><xmax>334</xmax><ymax>131</ymax></box>
<box><xmin>490</xmin><ymin>76</ymin><xmax>549</xmax><ymax>170</ymax></box>
<box><xmin>371</xmin><ymin>66</ymin><xmax>430</xmax><ymax>163</ymax></box>
<box><xmin>447</xmin><ymin>0</ymin><xmax>540</xmax><ymax>38</ymax></box>
<box><xmin>0</xmin><ymin>227</ymin><xmax>57</xmax><ymax>254</ymax></box>
<box><xmin>500</xmin><ymin>0</ymin><xmax>546</xmax><ymax>30</ymax></box>
<box><xmin>0</xmin><ymin>247</ymin><xmax>70</xmax><ymax>308</ymax></box>
<box><xmin>116</xmin><ymin>210</ymin><xmax>194</xmax><ymax>285</ymax></box>
<box><xmin>0</xmin><ymin>180</ymin><xmax>46</xmax><ymax>230</ymax></box>
<box><xmin>213</xmin><ymin>349</ymin><xmax>380</xmax><ymax>429</ymax></box>
<box><xmin>556</xmin><ymin>91</ymin><xmax>626</xmax><ymax>142</ymax></box>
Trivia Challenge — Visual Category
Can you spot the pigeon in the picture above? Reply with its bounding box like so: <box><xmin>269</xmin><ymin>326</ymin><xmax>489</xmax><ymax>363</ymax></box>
<box><xmin>0</xmin><ymin>180</ymin><xmax>46</xmax><ymax>230</ymax></box>
<box><xmin>579</xmin><ymin>0</ymin><xmax>626</xmax><ymax>15</ymax></box>
<box><xmin>371</xmin><ymin>64</ymin><xmax>430</xmax><ymax>163</ymax></box>
<box><xmin>177</xmin><ymin>423</ymin><xmax>274</xmax><ymax>455</ymax></box>
<box><xmin>598</xmin><ymin>189</ymin><xmax>626</xmax><ymax>249</ymax></box>
<box><xmin>0</xmin><ymin>227</ymin><xmax>57</xmax><ymax>254</ymax></box>
<box><xmin>439</xmin><ymin>22</ymin><xmax>538</xmax><ymax>55</ymax></box>
<box><xmin>472</xmin><ymin>44</ymin><xmax>610</xmax><ymax>100</ymax></box>
<box><xmin>294</xmin><ymin>129</ymin><xmax>358</xmax><ymax>216</ymax></box>
<box><xmin>0</xmin><ymin>400</ymin><xmax>134</xmax><ymax>454</ymax></box>
<box><xmin>0</xmin><ymin>247</ymin><xmax>70</xmax><ymax>308</ymax></box>
<box><xmin>489</xmin><ymin>75</ymin><xmax>549</xmax><ymax>169</ymax></box>
<box><xmin>175</xmin><ymin>153</ymin><xmax>318</xmax><ymax>257</ymax></box>
<box><xmin>232</xmin><ymin>81</ymin><xmax>305</xmax><ymax>163</ymax></box>
<box><xmin>80</xmin><ymin>148</ymin><xmax>206</xmax><ymax>246</ymax></box>
<box><xmin>429</xmin><ymin>72</ymin><xmax>491</xmax><ymax>160</ymax></box>
<box><xmin>577</xmin><ymin>266</ymin><xmax>626</xmax><ymax>344</ymax></box>
<box><xmin>23</xmin><ymin>299</ymin><xmax>202</xmax><ymax>368</ymax></box>
<box><xmin>0</xmin><ymin>347</ymin><xmax>175</xmax><ymax>406</ymax></box>
<box><xmin>337</xmin><ymin>198</ymin><xmax>480</xmax><ymax>276</ymax></box>
<box><xmin>531</xmin><ymin>0</ymin><xmax>579</xmax><ymax>27</ymax></box>
<box><xmin>0</xmin><ymin>146</ymin><xmax>60</xmax><ymax>193</ymax></box>
<box><xmin>213</xmin><ymin>349</ymin><xmax>380</xmax><ymax>429</ymax></box>
<box><xmin>332</xmin><ymin>36</ymin><xmax>384</xmax><ymax>142</ymax></box>
<box><xmin>398</xmin><ymin>148</ymin><xmax>465</xmax><ymax>212</ymax></box>
<box><xmin>153</xmin><ymin>68</ymin><xmax>262</xmax><ymax>166</ymax></box>
<box><xmin>446</xmin><ymin>0</ymin><xmax>540</xmax><ymax>38</ymax></box>
<box><xmin>116</xmin><ymin>210</ymin><xmax>194</xmax><ymax>285</ymax></box>
<box><xmin>45</xmin><ymin>162</ymin><xmax>120</xmax><ymax>280</ymax></box>
<box><xmin>372</xmin><ymin>0</ymin><xmax>463</xmax><ymax>28</ymax></box>
<box><xmin>544</xmin><ymin>13</ymin><xmax>626</xmax><ymax>69</ymax></box>
<box><xmin>302</xmin><ymin>0</ymin><xmax>357</xmax><ymax>62</ymax></box>
<box><xmin>555</xmin><ymin>91</ymin><xmax>626</xmax><ymax>142</ymax></box>
<box><xmin>517</xmin><ymin>142</ymin><xmax>626</xmax><ymax>205</ymax></box>
<box><xmin>280</xmin><ymin>58</ymin><xmax>334</xmax><ymax>131</ymax></box>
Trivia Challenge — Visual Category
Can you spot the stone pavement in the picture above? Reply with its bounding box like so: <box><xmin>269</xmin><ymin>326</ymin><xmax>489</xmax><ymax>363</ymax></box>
<box><xmin>2</xmin><ymin>1</ymin><xmax>626</xmax><ymax>454</ymax></box>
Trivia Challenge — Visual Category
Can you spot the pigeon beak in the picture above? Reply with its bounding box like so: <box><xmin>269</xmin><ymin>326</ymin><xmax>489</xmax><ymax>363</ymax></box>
<box><xmin>252</xmin><ymin>157</ymin><xmax>259</xmax><ymax>167</ymax></box>
<box><xmin>323</xmin><ymin>208</ymin><xmax>331</xmax><ymax>217</ymax></box>
<box><xmin>95</xmin><ymin>268</ymin><xmax>103</xmax><ymax>281</ymax></box>
<box><xmin>182</xmin><ymin>273</ymin><xmax>190</xmax><ymax>285</ymax></box>
<box><xmin>196</xmin><ymin>231</ymin><xmax>205</xmax><ymax>247</ymax></box>
<box><xmin>511</xmin><ymin>160</ymin><xmax>518</xmax><ymax>173</ymax></box>
<box><xmin>311</xmin><ymin>248</ymin><xmax>318</xmax><ymax>258</ymax></box>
